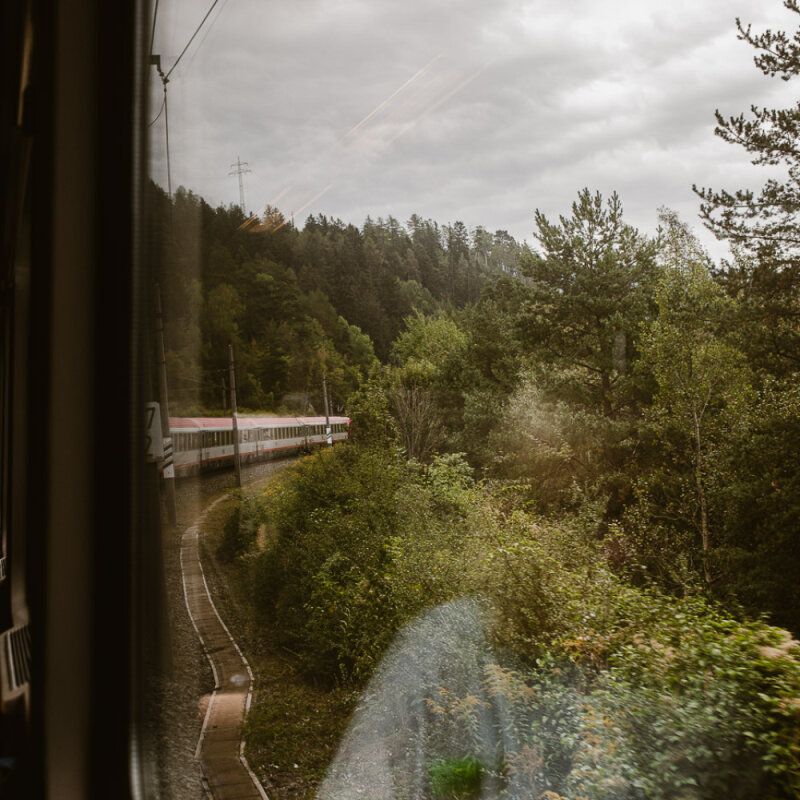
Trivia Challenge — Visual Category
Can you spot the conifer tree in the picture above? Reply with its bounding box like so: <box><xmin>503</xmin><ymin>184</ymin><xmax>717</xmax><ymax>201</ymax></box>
<box><xmin>694</xmin><ymin>1</ymin><xmax>800</xmax><ymax>371</ymax></box>
<box><xmin>521</xmin><ymin>189</ymin><xmax>656</xmax><ymax>417</ymax></box>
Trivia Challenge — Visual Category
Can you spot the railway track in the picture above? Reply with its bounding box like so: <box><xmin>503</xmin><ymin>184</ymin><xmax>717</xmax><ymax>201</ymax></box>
<box><xmin>180</xmin><ymin>498</ymin><xmax>268</xmax><ymax>799</ymax></box>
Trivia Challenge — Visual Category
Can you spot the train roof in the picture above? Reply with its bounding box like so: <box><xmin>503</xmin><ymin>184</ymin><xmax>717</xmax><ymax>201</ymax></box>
<box><xmin>169</xmin><ymin>415</ymin><xmax>350</xmax><ymax>430</ymax></box>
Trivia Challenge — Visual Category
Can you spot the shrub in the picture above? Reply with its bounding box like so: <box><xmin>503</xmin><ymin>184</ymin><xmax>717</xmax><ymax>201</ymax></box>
<box><xmin>428</xmin><ymin>755</ymin><xmax>485</xmax><ymax>800</ymax></box>
<box><xmin>246</xmin><ymin>442</ymin><xmax>800</xmax><ymax>796</ymax></box>
<box><xmin>215</xmin><ymin>492</ymin><xmax>263</xmax><ymax>563</ymax></box>
<box><xmin>251</xmin><ymin>445</ymin><xmax>489</xmax><ymax>685</ymax></box>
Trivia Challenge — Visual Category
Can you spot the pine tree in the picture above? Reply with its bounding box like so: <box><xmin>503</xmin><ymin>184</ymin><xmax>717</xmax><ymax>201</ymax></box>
<box><xmin>694</xmin><ymin>0</ymin><xmax>800</xmax><ymax>372</ymax></box>
<box><xmin>521</xmin><ymin>189</ymin><xmax>657</xmax><ymax>417</ymax></box>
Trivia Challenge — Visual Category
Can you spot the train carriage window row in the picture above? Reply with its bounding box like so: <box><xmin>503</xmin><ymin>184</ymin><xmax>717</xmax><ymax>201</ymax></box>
<box><xmin>168</xmin><ymin>416</ymin><xmax>350</xmax><ymax>473</ymax></box>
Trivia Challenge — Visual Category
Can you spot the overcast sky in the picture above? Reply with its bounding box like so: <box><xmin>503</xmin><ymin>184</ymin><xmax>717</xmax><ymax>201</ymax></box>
<box><xmin>149</xmin><ymin>0</ymin><xmax>798</xmax><ymax>262</ymax></box>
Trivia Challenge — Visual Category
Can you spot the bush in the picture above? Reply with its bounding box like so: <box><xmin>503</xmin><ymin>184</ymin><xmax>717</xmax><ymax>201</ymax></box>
<box><xmin>240</xmin><ymin>441</ymin><xmax>800</xmax><ymax>796</ymax></box>
<box><xmin>250</xmin><ymin>445</ymin><xmax>488</xmax><ymax>685</ymax></box>
<box><xmin>215</xmin><ymin>492</ymin><xmax>263</xmax><ymax>563</ymax></box>
<box><xmin>566</xmin><ymin>594</ymin><xmax>800</xmax><ymax>800</ymax></box>
<box><xmin>428</xmin><ymin>755</ymin><xmax>485</xmax><ymax>800</ymax></box>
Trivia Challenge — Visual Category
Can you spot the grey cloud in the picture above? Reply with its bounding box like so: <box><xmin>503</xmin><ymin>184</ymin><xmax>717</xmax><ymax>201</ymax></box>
<box><xmin>149</xmin><ymin>0</ymin><xmax>797</xmax><ymax>263</ymax></box>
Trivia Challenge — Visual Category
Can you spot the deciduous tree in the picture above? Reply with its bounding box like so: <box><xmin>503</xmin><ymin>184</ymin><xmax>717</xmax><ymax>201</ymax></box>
<box><xmin>640</xmin><ymin>213</ymin><xmax>754</xmax><ymax>585</ymax></box>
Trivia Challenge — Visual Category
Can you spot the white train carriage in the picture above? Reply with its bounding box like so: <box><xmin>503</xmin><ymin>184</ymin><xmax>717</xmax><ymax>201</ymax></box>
<box><xmin>169</xmin><ymin>415</ymin><xmax>350</xmax><ymax>476</ymax></box>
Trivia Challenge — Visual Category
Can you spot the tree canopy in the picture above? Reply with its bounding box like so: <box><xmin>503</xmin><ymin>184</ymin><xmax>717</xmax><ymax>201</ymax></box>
<box><xmin>695</xmin><ymin>0</ymin><xmax>800</xmax><ymax>372</ymax></box>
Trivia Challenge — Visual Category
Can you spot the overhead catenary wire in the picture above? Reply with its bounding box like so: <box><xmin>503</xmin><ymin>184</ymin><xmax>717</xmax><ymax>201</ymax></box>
<box><xmin>150</xmin><ymin>0</ymin><xmax>224</xmax><ymax>198</ymax></box>
<box><xmin>184</xmin><ymin>0</ymin><xmax>232</xmax><ymax>74</ymax></box>
<box><xmin>148</xmin><ymin>94</ymin><xmax>166</xmax><ymax>127</ymax></box>
<box><xmin>164</xmin><ymin>0</ymin><xmax>221</xmax><ymax>81</ymax></box>
<box><xmin>149</xmin><ymin>0</ymin><xmax>160</xmax><ymax>55</ymax></box>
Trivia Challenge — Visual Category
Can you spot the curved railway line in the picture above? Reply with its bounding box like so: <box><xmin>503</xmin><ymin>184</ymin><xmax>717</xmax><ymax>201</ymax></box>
<box><xmin>176</xmin><ymin>463</ymin><xmax>284</xmax><ymax>800</ymax></box>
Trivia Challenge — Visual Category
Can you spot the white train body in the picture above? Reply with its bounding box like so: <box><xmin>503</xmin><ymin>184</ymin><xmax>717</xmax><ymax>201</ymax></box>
<box><xmin>169</xmin><ymin>415</ymin><xmax>350</xmax><ymax>476</ymax></box>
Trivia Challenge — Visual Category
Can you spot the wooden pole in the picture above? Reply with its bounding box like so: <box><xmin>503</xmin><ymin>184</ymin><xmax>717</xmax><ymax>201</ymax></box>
<box><xmin>155</xmin><ymin>285</ymin><xmax>176</xmax><ymax>523</ymax></box>
<box><xmin>229</xmin><ymin>343</ymin><xmax>242</xmax><ymax>487</ymax></box>
<box><xmin>322</xmin><ymin>372</ymin><xmax>331</xmax><ymax>445</ymax></box>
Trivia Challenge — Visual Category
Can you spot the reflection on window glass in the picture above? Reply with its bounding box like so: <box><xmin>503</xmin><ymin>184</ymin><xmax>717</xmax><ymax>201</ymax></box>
<box><xmin>143</xmin><ymin>2</ymin><xmax>800</xmax><ymax>799</ymax></box>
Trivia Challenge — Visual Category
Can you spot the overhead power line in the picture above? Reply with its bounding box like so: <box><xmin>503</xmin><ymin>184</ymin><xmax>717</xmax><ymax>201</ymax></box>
<box><xmin>185</xmin><ymin>0</ymin><xmax>232</xmax><ymax>73</ymax></box>
<box><xmin>150</xmin><ymin>0</ymin><xmax>222</xmax><ymax>198</ymax></box>
<box><xmin>148</xmin><ymin>94</ymin><xmax>166</xmax><ymax>127</ymax></box>
<box><xmin>149</xmin><ymin>0</ymin><xmax>160</xmax><ymax>55</ymax></box>
<box><xmin>165</xmin><ymin>0</ymin><xmax>221</xmax><ymax>80</ymax></box>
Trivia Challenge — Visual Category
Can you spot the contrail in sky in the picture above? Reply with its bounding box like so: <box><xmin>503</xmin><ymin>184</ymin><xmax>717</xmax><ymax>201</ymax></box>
<box><xmin>386</xmin><ymin>60</ymin><xmax>493</xmax><ymax>146</ymax></box>
<box><xmin>269</xmin><ymin>185</ymin><xmax>293</xmax><ymax>207</ymax></box>
<box><xmin>340</xmin><ymin>54</ymin><xmax>443</xmax><ymax>144</ymax></box>
<box><xmin>291</xmin><ymin>183</ymin><xmax>335</xmax><ymax>217</ymax></box>
<box><xmin>240</xmin><ymin>185</ymin><xmax>294</xmax><ymax>230</ymax></box>
<box><xmin>269</xmin><ymin>183</ymin><xmax>335</xmax><ymax>233</ymax></box>
<box><xmin>244</xmin><ymin>55</ymin><xmax>490</xmax><ymax>233</ymax></box>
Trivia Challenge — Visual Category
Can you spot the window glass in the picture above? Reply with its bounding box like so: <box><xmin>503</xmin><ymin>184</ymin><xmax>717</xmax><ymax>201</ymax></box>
<box><xmin>141</xmin><ymin>3</ymin><xmax>800</xmax><ymax>800</ymax></box>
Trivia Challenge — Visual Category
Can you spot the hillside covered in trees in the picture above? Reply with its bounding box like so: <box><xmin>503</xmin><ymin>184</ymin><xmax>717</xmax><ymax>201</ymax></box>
<box><xmin>149</xmin><ymin>182</ymin><xmax>527</xmax><ymax>415</ymax></box>
<box><xmin>158</xmin><ymin>4</ymin><xmax>800</xmax><ymax>797</ymax></box>
<box><xmin>157</xmin><ymin>173</ymin><xmax>800</xmax><ymax>634</ymax></box>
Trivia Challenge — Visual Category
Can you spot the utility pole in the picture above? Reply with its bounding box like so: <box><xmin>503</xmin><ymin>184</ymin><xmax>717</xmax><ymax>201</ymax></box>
<box><xmin>228</xmin><ymin>344</ymin><xmax>242</xmax><ymax>487</ymax></box>
<box><xmin>155</xmin><ymin>285</ymin><xmax>177</xmax><ymax>523</ymax></box>
<box><xmin>322</xmin><ymin>373</ymin><xmax>332</xmax><ymax>445</ymax></box>
<box><xmin>228</xmin><ymin>156</ymin><xmax>252</xmax><ymax>213</ymax></box>
<box><xmin>150</xmin><ymin>55</ymin><xmax>172</xmax><ymax>199</ymax></box>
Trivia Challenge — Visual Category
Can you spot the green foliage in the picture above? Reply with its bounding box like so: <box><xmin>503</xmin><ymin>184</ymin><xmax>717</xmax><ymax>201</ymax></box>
<box><xmin>148</xmin><ymin>183</ymin><xmax>527</xmax><ymax>412</ymax></box>
<box><xmin>489</xmin><ymin>373</ymin><xmax>626</xmax><ymax>508</ymax></box>
<box><xmin>441</xmin><ymin>278</ymin><xmax>529</xmax><ymax>467</ymax></box>
<box><xmin>387</xmin><ymin>311</ymin><xmax>469</xmax><ymax>460</ymax></box>
<box><xmin>715</xmin><ymin>376</ymin><xmax>800</xmax><ymax>630</ymax></box>
<box><xmin>215</xmin><ymin>493</ymin><xmax>263</xmax><ymax>563</ymax></box>
<box><xmin>248</xmin><ymin>444</ymin><xmax>488</xmax><ymax>684</ymax></box>
<box><xmin>694</xmin><ymin>2</ymin><xmax>800</xmax><ymax>373</ymax></box>
<box><xmin>227</xmin><ymin>433</ymin><xmax>800</xmax><ymax>796</ymax></box>
<box><xmin>566</xmin><ymin>593</ymin><xmax>800</xmax><ymax>800</ymax></box>
<box><xmin>476</xmin><ymin>509</ymin><xmax>620</xmax><ymax>658</ymax></box>
<box><xmin>520</xmin><ymin>189</ymin><xmax>657</xmax><ymax>418</ymax></box>
<box><xmin>428</xmin><ymin>756</ymin><xmax>485</xmax><ymax>800</ymax></box>
<box><xmin>391</xmin><ymin>310</ymin><xmax>468</xmax><ymax>388</ymax></box>
<box><xmin>345</xmin><ymin>379</ymin><xmax>399</xmax><ymax>449</ymax></box>
<box><xmin>634</xmin><ymin>211</ymin><xmax>756</xmax><ymax>586</ymax></box>
<box><xmin>415</xmin><ymin>576</ymin><xmax>800</xmax><ymax>800</ymax></box>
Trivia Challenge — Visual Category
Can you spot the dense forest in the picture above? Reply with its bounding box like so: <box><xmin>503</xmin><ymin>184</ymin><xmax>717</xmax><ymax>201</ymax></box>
<box><xmin>160</xmin><ymin>5</ymin><xmax>800</xmax><ymax>798</ymax></box>
<box><xmin>149</xmin><ymin>183</ymin><xmax>527</xmax><ymax>414</ymax></box>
